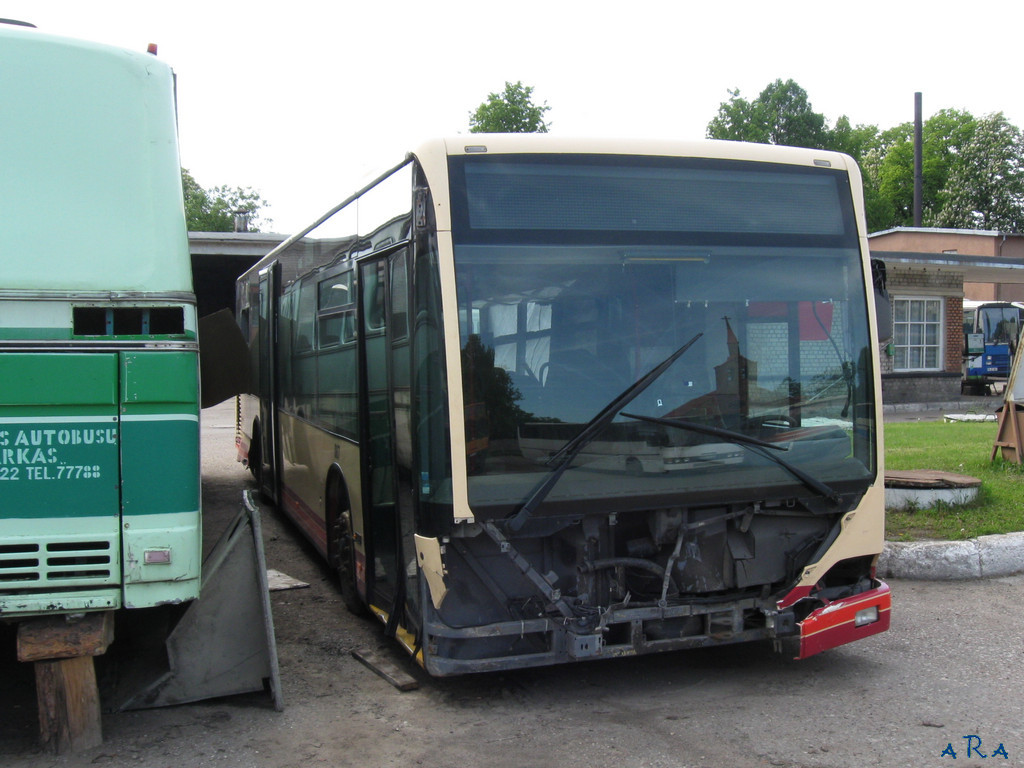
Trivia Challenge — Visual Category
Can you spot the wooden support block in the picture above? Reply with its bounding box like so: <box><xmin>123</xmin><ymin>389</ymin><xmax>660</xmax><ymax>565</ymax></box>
<box><xmin>17</xmin><ymin>612</ymin><xmax>114</xmax><ymax>753</ymax></box>
<box><xmin>34</xmin><ymin>655</ymin><xmax>103</xmax><ymax>753</ymax></box>
<box><xmin>17</xmin><ymin>611</ymin><xmax>114</xmax><ymax>662</ymax></box>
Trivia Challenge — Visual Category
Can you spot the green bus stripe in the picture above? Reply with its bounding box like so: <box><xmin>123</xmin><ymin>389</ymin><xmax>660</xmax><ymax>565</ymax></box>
<box><xmin>0</xmin><ymin>415</ymin><xmax>118</xmax><ymax>424</ymax></box>
<box><xmin>120</xmin><ymin>414</ymin><xmax>199</xmax><ymax>422</ymax></box>
<box><xmin>0</xmin><ymin>328</ymin><xmax>71</xmax><ymax>340</ymax></box>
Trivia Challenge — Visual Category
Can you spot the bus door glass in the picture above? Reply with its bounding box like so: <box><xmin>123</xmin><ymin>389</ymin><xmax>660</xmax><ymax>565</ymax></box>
<box><xmin>388</xmin><ymin>249</ymin><xmax>419</xmax><ymax>623</ymax></box>
<box><xmin>358</xmin><ymin>256</ymin><xmax>400</xmax><ymax>613</ymax></box>
<box><xmin>257</xmin><ymin>262</ymin><xmax>281</xmax><ymax>500</ymax></box>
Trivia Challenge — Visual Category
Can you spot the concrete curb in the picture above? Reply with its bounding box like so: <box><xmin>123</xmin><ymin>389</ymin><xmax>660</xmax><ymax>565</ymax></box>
<box><xmin>879</xmin><ymin>532</ymin><xmax>1024</xmax><ymax>580</ymax></box>
<box><xmin>882</xmin><ymin>398</ymin><xmax>1000</xmax><ymax>415</ymax></box>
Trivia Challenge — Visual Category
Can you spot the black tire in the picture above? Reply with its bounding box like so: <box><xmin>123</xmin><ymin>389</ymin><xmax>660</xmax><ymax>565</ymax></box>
<box><xmin>248</xmin><ymin>424</ymin><xmax>262</xmax><ymax>482</ymax></box>
<box><xmin>328</xmin><ymin>480</ymin><xmax>367</xmax><ymax>616</ymax></box>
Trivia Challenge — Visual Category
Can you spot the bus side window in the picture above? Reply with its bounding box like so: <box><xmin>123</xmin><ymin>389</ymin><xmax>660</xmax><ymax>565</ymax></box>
<box><xmin>390</xmin><ymin>251</ymin><xmax>409</xmax><ymax>342</ymax></box>
<box><xmin>317</xmin><ymin>271</ymin><xmax>354</xmax><ymax>348</ymax></box>
<box><xmin>317</xmin><ymin>309</ymin><xmax>357</xmax><ymax>347</ymax></box>
<box><xmin>364</xmin><ymin>261</ymin><xmax>387</xmax><ymax>332</ymax></box>
<box><xmin>319</xmin><ymin>271</ymin><xmax>352</xmax><ymax>311</ymax></box>
<box><xmin>318</xmin><ymin>315</ymin><xmax>342</xmax><ymax>347</ymax></box>
<box><xmin>295</xmin><ymin>282</ymin><xmax>315</xmax><ymax>352</ymax></box>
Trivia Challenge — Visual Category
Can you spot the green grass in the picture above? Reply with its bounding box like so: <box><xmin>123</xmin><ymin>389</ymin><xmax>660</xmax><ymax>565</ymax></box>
<box><xmin>884</xmin><ymin>420</ymin><xmax>1024</xmax><ymax>541</ymax></box>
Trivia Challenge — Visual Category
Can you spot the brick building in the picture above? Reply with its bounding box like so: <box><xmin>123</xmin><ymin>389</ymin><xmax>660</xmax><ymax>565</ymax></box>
<box><xmin>870</xmin><ymin>228</ymin><xmax>1024</xmax><ymax>302</ymax></box>
<box><xmin>184</xmin><ymin>229</ymin><xmax>1024</xmax><ymax>406</ymax></box>
<box><xmin>870</xmin><ymin>228</ymin><xmax>1024</xmax><ymax>403</ymax></box>
<box><xmin>872</xmin><ymin>260</ymin><xmax>963</xmax><ymax>402</ymax></box>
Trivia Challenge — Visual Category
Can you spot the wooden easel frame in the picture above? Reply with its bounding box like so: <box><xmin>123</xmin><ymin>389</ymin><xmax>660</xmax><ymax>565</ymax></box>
<box><xmin>992</xmin><ymin>340</ymin><xmax>1024</xmax><ymax>462</ymax></box>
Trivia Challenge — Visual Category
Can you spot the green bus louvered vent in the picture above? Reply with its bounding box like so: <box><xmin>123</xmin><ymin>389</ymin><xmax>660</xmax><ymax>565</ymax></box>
<box><xmin>0</xmin><ymin>539</ymin><xmax>115</xmax><ymax>585</ymax></box>
<box><xmin>73</xmin><ymin>307</ymin><xmax>185</xmax><ymax>336</ymax></box>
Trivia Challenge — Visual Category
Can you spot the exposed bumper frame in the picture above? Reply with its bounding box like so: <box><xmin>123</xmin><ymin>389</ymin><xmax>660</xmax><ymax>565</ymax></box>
<box><xmin>420</xmin><ymin>578</ymin><xmax>892</xmax><ymax>675</ymax></box>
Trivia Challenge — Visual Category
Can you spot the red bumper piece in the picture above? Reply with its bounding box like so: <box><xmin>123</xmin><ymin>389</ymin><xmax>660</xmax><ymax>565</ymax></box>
<box><xmin>794</xmin><ymin>581</ymin><xmax>891</xmax><ymax>659</ymax></box>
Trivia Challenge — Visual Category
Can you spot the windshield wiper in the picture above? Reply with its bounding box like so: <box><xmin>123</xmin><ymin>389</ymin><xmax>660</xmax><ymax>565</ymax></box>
<box><xmin>620</xmin><ymin>412</ymin><xmax>840</xmax><ymax>504</ymax></box>
<box><xmin>505</xmin><ymin>332</ymin><xmax>703</xmax><ymax>533</ymax></box>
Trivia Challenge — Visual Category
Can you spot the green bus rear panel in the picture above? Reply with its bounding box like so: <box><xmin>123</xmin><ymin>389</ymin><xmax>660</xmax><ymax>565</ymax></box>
<box><xmin>120</xmin><ymin>351</ymin><xmax>201</xmax><ymax>608</ymax></box>
<box><xmin>0</xmin><ymin>352</ymin><xmax>201</xmax><ymax>615</ymax></box>
<box><xmin>0</xmin><ymin>354</ymin><xmax>122</xmax><ymax>613</ymax></box>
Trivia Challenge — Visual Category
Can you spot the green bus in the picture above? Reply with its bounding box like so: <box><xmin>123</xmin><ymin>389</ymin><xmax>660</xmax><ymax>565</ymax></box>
<box><xmin>0</xmin><ymin>24</ymin><xmax>200</xmax><ymax>618</ymax></box>
<box><xmin>237</xmin><ymin>137</ymin><xmax>891</xmax><ymax>675</ymax></box>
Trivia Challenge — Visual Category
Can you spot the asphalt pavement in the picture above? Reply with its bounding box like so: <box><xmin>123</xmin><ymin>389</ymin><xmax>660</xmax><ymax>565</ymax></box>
<box><xmin>881</xmin><ymin>391</ymin><xmax>1024</xmax><ymax>580</ymax></box>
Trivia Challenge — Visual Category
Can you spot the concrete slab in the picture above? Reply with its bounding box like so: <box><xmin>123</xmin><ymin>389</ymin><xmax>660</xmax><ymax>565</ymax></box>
<box><xmin>944</xmin><ymin>413</ymin><xmax>997</xmax><ymax>422</ymax></box>
<box><xmin>885</xmin><ymin>486</ymin><xmax>979</xmax><ymax>510</ymax></box>
<box><xmin>883</xmin><ymin>469</ymin><xmax>982</xmax><ymax>511</ymax></box>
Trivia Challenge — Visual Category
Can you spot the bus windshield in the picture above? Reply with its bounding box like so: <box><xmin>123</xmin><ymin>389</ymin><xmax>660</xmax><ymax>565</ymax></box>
<box><xmin>979</xmin><ymin>305</ymin><xmax>1021</xmax><ymax>345</ymax></box>
<box><xmin>450</xmin><ymin>154</ymin><xmax>876</xmax><ymax>511</ymax></box>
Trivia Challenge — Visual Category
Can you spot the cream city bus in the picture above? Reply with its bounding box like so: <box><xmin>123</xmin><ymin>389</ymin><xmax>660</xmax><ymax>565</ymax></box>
<box><xmin>237</xmin><ymin>136</ymin><xmax>891</xmax><ymax>675</ymax></box>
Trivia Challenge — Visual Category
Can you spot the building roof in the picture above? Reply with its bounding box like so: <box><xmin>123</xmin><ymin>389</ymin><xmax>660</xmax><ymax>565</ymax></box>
<box><xmin>871</xmin><ymin>249</ymin><xmax>1024</xmax><ymax>284</ymax></box>
<box><xmin>188</xmin><ymin>232</ymin><xmax>288</xmax><ymax>257</ymax></box>
<box><xmin>869</xmin><ymin>227</ymin><xmax>1012</xmax><ymax>239</ymax></box>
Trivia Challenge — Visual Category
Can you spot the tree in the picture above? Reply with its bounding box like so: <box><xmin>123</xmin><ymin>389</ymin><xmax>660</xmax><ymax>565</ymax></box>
<box><xmin>706</xmin><ymin>79</ymin><xmax>830</xmax><ymax>149</ymax></box>
<box><xmin>828</xmin><ymin>115</ymin><xmax>881</xmax><ymax>164</ymax></box>
<box><xmin>706</xmin><ymin>81</ymin><xmax>1024</xmax><ymax>233</ymax></box>
<box><xmin>469</xmin><ymin>81</ymin><xmax>551</xmax><ymax>134</ymax></box>
<box><xmin>867</xmin><ymin>109</ymin><xmax>977</xmax><ymax>230</ymax></box>
<box><xmin>706</xmin><ymin>87</ymin><xmax>763</xmax><ymax>143</ymax></box>
<box><xmin>706</xmin><ymin>79</ymin><xmax>901</xmax><ymax>227</ymax></box>
<box><xmin>461</xmin><ymin>334</ymin><xmax>531</xmax><ymax>441</ymax></box>
<box><xmin>182</xmin><ymin>168</ymin><xmax>271</xmax><ymax>232</ymax></box>
<box><xmin>934</xmin><ymin>112</ymin><xmax>1024</xmax><ymax>230</ymax></box>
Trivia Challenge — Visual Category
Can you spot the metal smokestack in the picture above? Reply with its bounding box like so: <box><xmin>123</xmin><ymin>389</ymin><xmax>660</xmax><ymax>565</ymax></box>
<box><xmin>914</xmin><ymin>92</ymin><xmax>923</xmax><ymax>227</ymax></box>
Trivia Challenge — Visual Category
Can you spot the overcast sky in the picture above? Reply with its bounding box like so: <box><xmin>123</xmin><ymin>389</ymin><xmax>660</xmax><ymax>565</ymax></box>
<box><xmin>7</xmin><ymin>1</ymin><xmax>1024</xmax><ymax>233</ymax></box>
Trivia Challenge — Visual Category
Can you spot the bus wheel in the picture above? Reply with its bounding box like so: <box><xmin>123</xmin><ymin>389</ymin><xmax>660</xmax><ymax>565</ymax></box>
<box><xmin>329</xmin><ymin>482</ymin><xmax>367</xmax><ymax>616</ymax></box>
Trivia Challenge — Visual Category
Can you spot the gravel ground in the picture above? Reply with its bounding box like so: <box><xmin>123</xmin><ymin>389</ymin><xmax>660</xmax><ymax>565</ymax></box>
<box><xmin>2</xmin><ymin>401</ymin><xmax>1022</xmax><ymax>768</ymax></box>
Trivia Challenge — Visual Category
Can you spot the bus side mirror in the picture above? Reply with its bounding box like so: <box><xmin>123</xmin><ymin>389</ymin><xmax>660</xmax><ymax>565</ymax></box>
<box><xmin>871</xmin><ymin>258</ymin><xmax>892</xmax><ymax>344</ymax></box>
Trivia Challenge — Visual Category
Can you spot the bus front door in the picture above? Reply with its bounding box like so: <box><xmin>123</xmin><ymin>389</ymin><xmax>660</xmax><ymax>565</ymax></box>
<box><xmin>358</xmin><ymin>257</ymin><xmax>401</xmax><ymax>622</ymax></box>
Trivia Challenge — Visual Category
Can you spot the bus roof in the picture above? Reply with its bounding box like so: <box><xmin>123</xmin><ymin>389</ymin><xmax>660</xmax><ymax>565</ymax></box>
<box><xmin>256</xmin><ymin>136</ymin><xmax>865</xmax><ymax>277</ymax></box>
<box><xmin>963</xmin><ymin>300</ymin><xmax>1024</xmax><ymax>309</ymax></box>
<box><xmin>412</xmin><ymin>136</ymin><xmax>864</xmax><ymax>240</ymax></box>
<box><xmin>427</xmin><ymin>134</ymin><xmax>858</xmax><ymax>167</ymax></box>
<box><xmin>0</xmin><ymin>25</ymin><xmax>192</xmax><ymax>293</ymax></box>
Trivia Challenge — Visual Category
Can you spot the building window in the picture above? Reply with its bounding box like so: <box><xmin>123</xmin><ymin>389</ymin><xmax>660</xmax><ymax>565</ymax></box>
<box><xmin>892</xmin><ymin>297</ymin><xmax>943</xmax><ymax>371</ymax></box>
